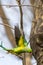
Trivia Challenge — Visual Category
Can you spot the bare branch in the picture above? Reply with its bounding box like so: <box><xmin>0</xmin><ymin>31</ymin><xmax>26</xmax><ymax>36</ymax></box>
<box><xmin>0</xmin><ymin>4</ymin><xmax>43</xmax><ymax>9</ymax></box>
<box><xmin>16</xmin><ymin>0</ymin><xmax>23</xmax><ymax>36</ymax></box>
<box><xmin>0</xmin><ymin>23</ymin><xmax>14</xmax><ymax>30</ymax></box>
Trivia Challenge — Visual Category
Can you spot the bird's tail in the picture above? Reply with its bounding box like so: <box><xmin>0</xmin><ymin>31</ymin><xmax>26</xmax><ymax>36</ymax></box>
<box><xmin>0</xmin><ymin>41</ymin><xmax>7</xmax><ymax>51</ymax></box>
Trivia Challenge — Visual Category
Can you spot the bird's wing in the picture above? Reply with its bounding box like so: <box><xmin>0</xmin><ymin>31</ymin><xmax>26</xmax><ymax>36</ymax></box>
<box><xmin>15</xmin><ymin>26</ymin><xmax>28</xmax><ymax>47</ymax></box>
<box><xmin>15</xmin><ymin>26</ymin><xmax>21</xmax><ymax>46</ymax></box>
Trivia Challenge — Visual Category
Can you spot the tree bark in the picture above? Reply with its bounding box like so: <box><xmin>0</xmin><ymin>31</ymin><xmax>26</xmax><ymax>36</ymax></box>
<box><xmin>30</xmin><ymin>0</ymin><xmax>43</xmax><ymax>65</ymax></box>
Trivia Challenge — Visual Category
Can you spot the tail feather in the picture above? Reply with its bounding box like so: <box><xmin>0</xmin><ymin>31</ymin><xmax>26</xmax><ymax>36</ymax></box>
<box><xmin>0</xmin><ymin>41</ymin><xmax>7</xmax><ymax>51</ymax></box>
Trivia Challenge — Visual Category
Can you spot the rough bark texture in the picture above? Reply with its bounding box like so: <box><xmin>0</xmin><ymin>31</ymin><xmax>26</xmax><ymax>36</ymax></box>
<box><xmin>30</xmin><ymin>0</ymin><xmax>43</xmax><ymax>65</ymax></box>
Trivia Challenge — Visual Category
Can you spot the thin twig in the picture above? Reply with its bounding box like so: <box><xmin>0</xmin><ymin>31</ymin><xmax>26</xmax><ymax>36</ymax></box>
<box><xmin>0</xmin><ymin>23</ymin><xmax>14</xmax><ymax>30</ymax></box>
<box><xmin>0</xmin><ymin>4</ymin><xmax>43</xmax><ymax>9</ymax></box>
<box><xmin>16</xmin><ymin>0</ymin><xmax>23</xmax><ymax>36</ymax></box>
<box><xmin>22</xmin><ymin>0</ymin><xmax>25</xmax><ymax>4</ymax></box>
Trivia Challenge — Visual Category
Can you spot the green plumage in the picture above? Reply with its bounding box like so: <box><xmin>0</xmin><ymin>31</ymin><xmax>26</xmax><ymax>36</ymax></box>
<box><xmin>0</xmin><ymin>41</ymin><xmax>32</xmax><ymax>54</ymax></box>
<box><xmin>0</xmin><ymin>26</ymin><xmax>32</xmax><ymax>55</ymax></box>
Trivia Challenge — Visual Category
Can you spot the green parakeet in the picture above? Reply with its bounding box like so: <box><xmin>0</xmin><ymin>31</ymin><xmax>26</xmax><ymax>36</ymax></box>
<box><xmin>0</xmin><ymin>26</ymin><xmax>32</xmax><ymax>54</ymax></box>
<box><xmin>0</xmin><ymin>41</ymin><xmax>32</xmax><ymax>54</ymax></box>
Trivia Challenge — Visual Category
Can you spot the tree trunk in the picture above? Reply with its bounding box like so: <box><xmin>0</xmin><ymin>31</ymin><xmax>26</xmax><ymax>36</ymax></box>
<box><xmin>30</xmin><ymin>0</ymin><xmax>43</xmax><ymax>65</ymax></box>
